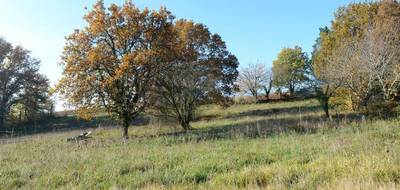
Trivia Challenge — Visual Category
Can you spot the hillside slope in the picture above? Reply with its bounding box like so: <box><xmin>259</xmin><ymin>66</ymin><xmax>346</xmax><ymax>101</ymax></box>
<box><xmin>1</xmin><ymin>100</ymin><xmax>400</xmax><ymax>189</ymax></box>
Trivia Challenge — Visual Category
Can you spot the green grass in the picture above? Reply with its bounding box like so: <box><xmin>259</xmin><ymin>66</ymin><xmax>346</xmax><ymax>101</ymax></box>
<box><xmin>1</xmin><ymin>99</ymin><xmax>400</xmax><ymax>189</ymax></box>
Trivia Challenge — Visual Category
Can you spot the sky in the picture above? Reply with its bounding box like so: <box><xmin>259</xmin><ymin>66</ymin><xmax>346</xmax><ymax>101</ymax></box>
<box><xmin>0</xmin><ymin>0</ymin><xmax>354</xmax><ymax>110</ymax></box>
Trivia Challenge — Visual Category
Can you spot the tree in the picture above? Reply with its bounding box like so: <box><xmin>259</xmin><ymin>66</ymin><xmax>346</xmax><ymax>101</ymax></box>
<box><xmin>237</xmin><ymin>63</ymin><xmax>269</xmax><ymax>102</ymax></box>
<box><xmin>311</xmin><ymin>31</ymin><xmax>352</xmax><ymax>118</ymax></box>
<box><xmin>152</xmin><ymin>20</ymin><xmax>239</xmax><ymax>130</ymax></box>
<box><xmin>326</xmin><ymin>2</ymin><xmax>378</xmax><ymax>110</ymax></box>
<box><xmin>56</xmin><ymin>1</ymin><xmax>176</xmax><ymax>139</ymax></box>
<box><xmin>0</xmin><ymin>38</ymin><xmax>42</xmax><ymax>130</ymax></box>
<box><xmin>313</xmin><ymin>1</ymin><xmax>400</xmax><ymax>114</ymax></box>
<box><xmin>361</xmin><ymin>0</ymin><xmax>400</xmax><ymax>102</ymax></box>
<box><xmin>19</xmin><ymin>72</ymin><xmax>50</xmax><ymax>124</ymax></box>
<box><xmin>312</xmin><ymin>2</ymin><xmax>369</xmax><ymax>113</ymax></box>
<box><xmin>272</xmin><ymin>46</ymin><xmax>309</xmax><ymax>97</ymax></box>
<box><xmin>263</xmin><ymin>68</ymin><xmax>273</xmax><ymax>100</ymax></box>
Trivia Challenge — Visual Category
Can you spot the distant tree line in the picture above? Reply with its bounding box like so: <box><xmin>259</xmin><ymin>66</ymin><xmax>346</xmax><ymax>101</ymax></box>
<box><xmin>237</xmin><ymin>46</ymin><xmax>310</xmax><ymax>103</ymax></box>
<box><xmin>0</xmin><ymin>38</ymin><xmax>53</xmax><ymax>132</ymax></box>
<box><xmin>237</xmin><ymin>0</ymin><xmax>400</xmax><ymax>119</ymax></box>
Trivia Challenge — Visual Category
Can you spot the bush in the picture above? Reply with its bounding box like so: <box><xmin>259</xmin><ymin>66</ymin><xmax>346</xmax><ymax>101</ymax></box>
<box><xmin>367</xmin><ymin>100</ymin><xmax>399</xmax><ymax>118</ymax></box>
<box><xmin>329</xmin><ymin>88</ymin><xmax>353</xmax><ymax>111</ymax></box>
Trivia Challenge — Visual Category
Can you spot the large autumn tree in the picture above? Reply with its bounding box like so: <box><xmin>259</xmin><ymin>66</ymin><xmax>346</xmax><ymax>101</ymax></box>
<box><xmin>311</xmin><ymin>28</ymin><xmax>350</xmax><ymax>118</ymax></box>
<box><xmin>312</xmin><ymin>0</ymin><xmax>400</xmax><ymax>115</ymax></box>
<box><xmin>57</xmin><ymin>1</ymin><xmax>176</xmax><ymax>139</ymax></box>
<box><xmin>311</xmin><ymin>2</ymin><xmax>378</xmax><ymax>114</ymax></box>
<box><xmin>152</xmin><ymin>20</ymin><xmax>239</xmax><ymax>130</ymax></box>
<box><xmin>361</xmin><ymin>0</ymin><xmax>400</xmax><ymax>103</ymax></box>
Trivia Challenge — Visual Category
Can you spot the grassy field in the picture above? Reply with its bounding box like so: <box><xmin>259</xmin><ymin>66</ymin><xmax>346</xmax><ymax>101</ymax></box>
<box><xmin>1</xmin><ymin>99</ymin><xmax>400</xmax><ymax>189</ymax></box>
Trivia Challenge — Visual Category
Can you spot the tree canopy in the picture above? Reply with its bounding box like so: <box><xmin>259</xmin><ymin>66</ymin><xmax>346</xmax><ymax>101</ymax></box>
<box><xmin>311</xmin><ymin>0</ymin><xmax>400</xmax><ymax>116</ymax></box>
<box><xmin>0</xmin><ymin>38</ymin><xmax>50</xmax><ymax>130</ymax></box>
<box><xmin>57</xmin><ymin>1</ymin><xmax>238</xmax><ymax>137</ymax></box>
<box><xmin>237</xmin><ymin>63</ymin><xmax>271</xmax><ymax>102</ymax></box>
<box><xmin>272</xmin><ymin>46</ymin><xmax>309</xmax><ymax>97</ymax></box>
<box><xmin>152</xmin><ymin>20</ymin><xmax>239</xmax><ymax>130</ymax></box>
<box><xmin>57</xmin><ymin>1</ymin><xmax>176</xmax><ymax>139</ymax></box>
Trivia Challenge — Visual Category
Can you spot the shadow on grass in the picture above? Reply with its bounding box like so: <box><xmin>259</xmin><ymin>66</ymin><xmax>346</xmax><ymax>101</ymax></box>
<box><xmin>224</xmin><ymin>104</ymin><xmax>322</xmax><ymax>119</ymax></box>
<box><xmin>194</xmin><ymin>102</ymin><xmax>321</xmax><ymax>122</ymax></box>
<box><xmin>1</xmin><ymin>99</ymin><xmax>368</xmax><ymax>141</ymax></box>
<box><xmin>138</xmin><ymin>112</ymin><xmax>364</xmax><ymax>142</ymax></box>
<box><xmin>0</xmin><ymin>115</ymin><xmax>152</xmax><ymax>138</ymax></box>
<box><xmin>0</xmin><ymin>116</ymin><xmax>113</xmax><ymax>138</ymax></box>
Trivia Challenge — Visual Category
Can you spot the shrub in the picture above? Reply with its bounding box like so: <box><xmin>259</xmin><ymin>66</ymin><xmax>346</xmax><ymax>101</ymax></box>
<box><xmin>367</xmin><ymin>100</ymin><xmax>399</xmax><ymax>118</ymax></box>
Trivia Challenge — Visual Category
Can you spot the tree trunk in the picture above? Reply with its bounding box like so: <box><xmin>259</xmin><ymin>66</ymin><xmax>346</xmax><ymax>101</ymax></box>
<box><xmin>319</xmin><ymin>95</ymin><xmax>332</xmax><ymax>121</ymax></box>
<box><xmin>122</xmin><ymin>116</ymin><xmax>130</xmax><ymax>140</ymax></box>
<box><xmin>278</xmin><ymin>89</ymin><xmax>282</xmax><ymax>99</ymax></box>
<box><xmin>252</xmin><ymin>92</ymin><xmax>258</xmax><ymax>103</ymax></box>
<box><xmin>0</xmin><ymin>106</ymin><xmax>6</xmax><ymax>131</ymax></box>
<box><xmin>264</xmin><ymin>86</ymin><xmax>271</xmax><ymax>100</ymax></box>
<box><xmin>123</xmin><ymin>125</ymin><xmax>129</xmax><ymax>140</ymax></box>
<box><xmin>0</xmin><ymin>114</ymin><xmax>4</xmax><ymax>132</ymax></box>
<box><xmin>181</xmin><ymin>120</ymin><xmax>191</xmax><ymax>130</ymax></box>
<box><xmin>178</xmin><ymin>116</ymin><xmax>192</xmax><ymax>131</ymax></box>
<box><xmin>323</xmin><ymin>101</ymin><xmax>330</xmax><ymax>119</ymax></box>
<box><xmin>289</xmin><ymin>85</ymin><xmax>295</xmax><ymax>97</ymax></box>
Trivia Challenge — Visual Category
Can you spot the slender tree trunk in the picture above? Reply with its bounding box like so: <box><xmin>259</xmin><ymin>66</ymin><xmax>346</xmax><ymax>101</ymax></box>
<box><xmin>319</xmin><ymin>95</ymin><xmax>332</xmax><ymax>121</ymax></box>
<box><xmin>121</xmin><ymin>116</ymin><xmax>130</xmax><ymax>140</ymax></box>
<box><xmin>289</xmin><ymin>84</ymin><xmax>295</xmax><ymax>97</ymax></box>
<box><xmin>0</xmin><ymin>105</ymin><xmax>6</xmax><ymax>131</ymax></box>
<box><xmin>178</xmin><ymin>115</ymin><xmax>192</xmax><ymax>131</ymax></box>
<box><xmin>180</xmin><ymin>119</ymin><xmax>191</xmax><ymax>130</ymax></box>
<box><xmin>323</xmin><ymin>101</ymin><xmax>330</xmax><ymax>119</ymax></box>
<box><xmin>0</xmin><ymin>114</ymin><xmax>4</xmax><ymax>131</ymax></box>
<box><xmin>123</xmin><ymin>125</ymin><xmax>129</xmax><ymax>140</ymax></box>
<box><xmin>360</xmin><ymin>95</ymin><xmax>371</xmax><ymax>112</ymax></box>
<box><xmin>264</xmin><ymin>86</ymin><xmax>271</xmax><ymax>100</ymax></box>
<box><xmin>252</xmin><ymin>91</ymin><xmax>258</xmax><ymax>103</ymax></box>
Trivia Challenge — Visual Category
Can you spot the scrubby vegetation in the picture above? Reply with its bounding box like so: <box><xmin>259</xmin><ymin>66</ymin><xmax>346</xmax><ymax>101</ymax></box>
<box><xmin>1</xmin><ymin>100</ymin><xmax>400</xmax><ymax>189</ymax></box>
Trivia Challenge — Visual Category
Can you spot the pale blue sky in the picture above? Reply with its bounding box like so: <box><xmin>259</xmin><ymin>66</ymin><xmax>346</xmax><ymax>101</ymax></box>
<box><xmin>0</xmin><ymin>0</ymin><xmax>354</xmax><ymax>110</ymax></box>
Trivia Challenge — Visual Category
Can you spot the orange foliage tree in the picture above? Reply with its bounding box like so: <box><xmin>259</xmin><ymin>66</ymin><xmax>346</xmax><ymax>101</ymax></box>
<box><xmin>152</xmin><ymin>20</ymin><xmax>239</xmax><ymax>130</ymax></box>
<box><xmin>57</xmin><ymin>1</ymin><xmax>176</xmax><ymax>139</ymax></box>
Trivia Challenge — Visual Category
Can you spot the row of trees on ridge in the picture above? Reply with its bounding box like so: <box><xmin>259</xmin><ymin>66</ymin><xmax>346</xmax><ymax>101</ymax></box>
<box><xmin>238</xmin><ymin>0</ymin><xmax>400</xmax><ymax>119</ymax></box>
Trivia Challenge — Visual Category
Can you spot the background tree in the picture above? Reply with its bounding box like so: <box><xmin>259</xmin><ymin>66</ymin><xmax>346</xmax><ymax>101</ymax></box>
<box><xmin>0</xmin><ymin>38</ymin><xmax>43</xmax><ymax>131</ymax></box>
<box><xmin>237</xmin><ymin>63</ymin><xmax>269</xmax><ymax>102</ymax></box>
<box><xmin>322</xmin><ymin>2</ymin><xmax>378</xmax><ymax>111</ymax></box>
<box><xmin>263</xmin><ymin>68</ymin><xmax>273</xmax><ymax>100</ymax></box>
<box><xmin>272</xmin><ymin>46</ymin><xmax>309</xmax><ymax>97</ymax></box>
<box><xmin>312</xmin><ymin>29</ymin><xmax>351</xmax><ymax>118</ymax></box>
<box><xmin>312</xmin><ymin>1</ymin><xmax>400</xmax><ymax>114</ymax></box>
<box><xmin>361</xmin><ymin>0</ymin><xmax>400</xmax><ymax>102</ymax></box>
<box><xmin>152</xmin><ymin>20</ymin><xmax>239</xmax><ymax>130</ymax></box>
<box><xmin>56</xmin><ymin>1</ymin><xmax>176</xmax><ymax>139</ymax></box>
<box><xmin>19</xmin><ymin>72</ymin><xmax>50</xmax><ymax>125</ymax></box>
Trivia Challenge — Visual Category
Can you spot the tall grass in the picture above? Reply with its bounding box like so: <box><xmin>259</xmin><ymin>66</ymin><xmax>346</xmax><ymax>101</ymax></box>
<box><xmin>1</xmin><ymin>100</ymin><xmax>399</xmax><ymax>189</ymax></box>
